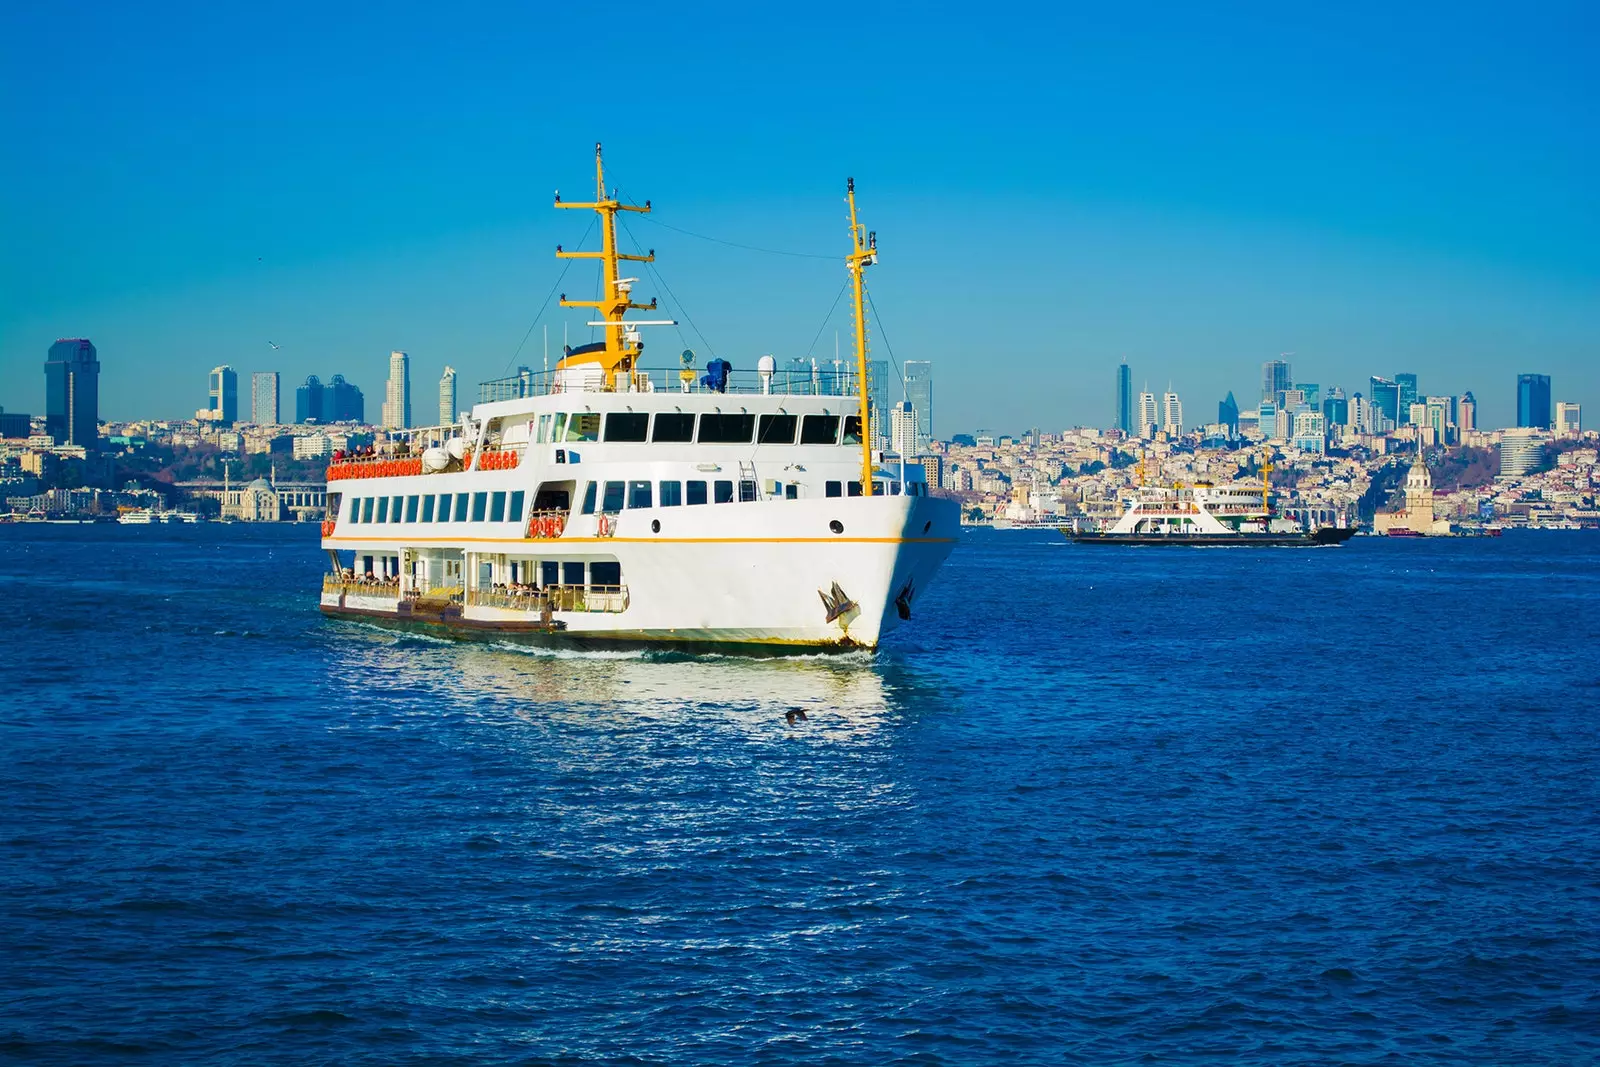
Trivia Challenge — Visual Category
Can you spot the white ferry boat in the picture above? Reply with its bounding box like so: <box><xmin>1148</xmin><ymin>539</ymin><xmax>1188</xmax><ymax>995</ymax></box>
<box><xmin>318</xmin><ymin>146</ymin><xmax>958</xmax><ymax>650</ymax></box>
<box><xmin>1063</xmin><ymin>461</ymin><xmax>1355</xmax><ymax>546</ymax></box>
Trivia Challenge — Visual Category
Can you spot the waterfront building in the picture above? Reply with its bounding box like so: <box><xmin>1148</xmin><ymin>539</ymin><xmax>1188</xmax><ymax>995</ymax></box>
<box><xmin>1499</xmin><ymin>428</ymin><xmax>1545</xmax><ymax>475</ymax></box>
<box><xmin>1218</xmin><ymin>391</ymin><xmax>1239</xmax><ymax>435</ymax></box>
<box><xmin>296</xmin><ymin>375</ymin><xmax>324</xmax><ymax>424</ymax></box>
<box><xmin>1262</xmin><ymin>358</ymin><xmax>1291</xmax><ymax>406</ymax></box>
<box><xmin>208</xmin><ymin>365</ymin><xmax>238</xmax><ymax>425</ymax></box>
<box><xmin>1555</xmin><ymin>401</ymin><xmax>1581</xmax><ymax>436</ymax></box>
<box><xmin>1517</xmin><ymin>373</ymin><xmax>1552</xmax><ymax>429</ymax></box>
<box><xmin>382</xmin><ymin>350</ymin><xmax>411</xmax><ymax>429</ymax></box>
<box><xmin>1323</xmin><ymin>386</ymin><xmax>1348</xmax><ymax>428</ymax></box>
<box><xmin>1396</xmin><ymin>373</ymin><xmax>1418</xmax><ymax>424</ymax></box>
<box><xmin>1374</xmin><ymin>453</ymin><xmax>1450</xmax><ymax>535</ymax></box>
<box><xmin>439</xmin><ymin>366</ymin><xmax>457</xmax><ymax>426</ymax></box>
<box><xmin>251</xmin><ymin>371</ymin><xmax>280</xmax><ymax>424</ymax></box>
<box><xmin>1115</xmin><ymin>363</ymin><xmax>1133</xmax><ymax>435</ymax></box>
<box><xmin>903</xmin><ymin>360</ymin><xmax>933</xmax><ymax>450</ymax></box>
<box><xmin>1459</xmin><ymin>392</ymin><xmax>1477</xmax><ymax>432</ymax></box>
<box><xmin>1369</xmin><ymin>376</ymin><xmax>1400</xmax><ymax>429</ymax></box>
<box><xmin>1137</xmin><ymin>391</ymin><xmax>1159</xmax><ymax>438</ymax></box>
<box><xmin>44</xmin><ymin>338</ymin><xmax>100</xmax><ymax>450</ymax></box>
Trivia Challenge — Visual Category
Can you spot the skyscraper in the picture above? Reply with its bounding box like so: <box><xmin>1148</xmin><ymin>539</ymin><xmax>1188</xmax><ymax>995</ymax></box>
<box><xmin>1137</xmin><ymin>391</ymin><xmax>1158</xmax><ymax>438</ymax></box>
<box><xmin>1262</xmin><ymin>358</ymin><xmax>1291</xmax><ymax>405</ymax></box>
<box><xmin>1115</xmin><ymin>362</ymin><xmax>1133</xmax><ymax>434</ymax></box>
<box><xmin>1295</xmin><ymin>383</ymin><xmax>1320</xmax><ymax>409</ymax></box>
<box><xmin>296</xmin><ymin>375</ymin><xmax>324</xmax><ymax>424</ymax></box>
<box><xmin>1218</xmin><ymin>391</ymin><xmax>1239</xmax><ymax>435</ymax></box>
<box><xmin>865</xmin><ymin>359</ymin><xmax>889</xmax><ymax>449</ymax></box>
<box><xmin>1459</xmin><ymin>391</ymin><xmax>1477</xmax><ymax>432</ymax></box>
<box><xmin>1517</xmin><ymin>373</ymin><xmax>1552</xmax><ymax>429</ymax></box>
<box><xmin>439</xmin><ymin>366</ymin><xmax>457</xmax><ymax>426</ymax></box>
<box><xmin>902</xmin><ymin>360</ymin><xmax>933</xmax><ymax>451</ymax></box>
<box><xmin>889</xmin><ymin>400</ymin><xmax>918</xmax><ymax>456</ymax></box>
<box><xmin>1161</xmin><ymin>389</ymin><xmax>1183</xmax><ymax>435</ymax></box>
<box><xmin>1396</xmin><ymin>373</ymin><xmax>1418</xmax><ymax>424</ymax></box>
<box><xmin>208</xmin><ymin>365</ymin><xmax>238</xmax><ymax>424</ymax></box>
<box><xmin>382</xmin><ymin>350</ymin><xmax>411</xmax><ymax>429</ymax></box>
<box><xmin>1349</xmin><ymin>393</ymin><xmax>1368</xmax><ymax>434</ymax></box>
<box><xmin>1555</xmin><ymin>401</ymin><xmax>1581</xmax><ymax>435</ymax></box>
<box><xmin>325</xmin><ymin>375</ymin><xmax>364</xmax><ymax>423</ymax></box>
<box><xmin>44</xmin><ymin>338</ymin><xmax>99</xmax><ymax>450</ymax></box>
<box><xmin>1369</xmin><ymin>376</ymin><xmax>1400</xmax><ymax>430</ymax></box>
<box><xmin>251</xmin><ymin>371</ymin><xmax>280</xmax><ymax>424</ymax></box>
<box><xmin>1323</xmin><ymin>386</ymin><xmax>1349</xmax><ymax>428</ymax></box>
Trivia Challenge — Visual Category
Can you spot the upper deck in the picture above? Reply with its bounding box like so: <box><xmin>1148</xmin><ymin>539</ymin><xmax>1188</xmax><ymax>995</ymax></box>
<box><xmin>477</xmin><ymin>364</ymin><xmax>869</xmax><ymax>404</ymax></box>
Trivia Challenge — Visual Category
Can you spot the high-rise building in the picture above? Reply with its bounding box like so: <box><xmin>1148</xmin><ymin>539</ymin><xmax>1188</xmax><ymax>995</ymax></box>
<box><xmin>1517</xmin><ymin>373</ymin><xmax>1552</xmax><ymax>429</ymax></box>
<box><xmin>864</xmin><ymin>359</ymin><xmax>889</xmax><ymax>450</ymax></box>
<box><xmin>1459</xmin><ymin>391</ymin><xmax>1477</xmax><ymax>432</ymax></box>
<box><xmin>1555</xmin><ymin>401</ymin><xmax>1581</xmax><ymax>436</ymax></box>
<box><xmin>1349</xmin><ymin>393</ymin><xmax>1368</xmax><ymax>434</ymax></box>
<box><xmin>889</xmin><ymin>400</ymin><xmax>918</xmax><ymax>456</ymax></box>
<box><xmin>325</xmin><ymin>375</ymin><xmax>364</xmax><ymax>423</ymax></box>
<box><xmin>1115</xmin><ymin>362</ymin><xmax>1133</xmax><ymax>434</ymax></box>
<box><xmin>251</xmin><ymin>372</ymin><xmax>280</xmax><ymax>424</ymax></box>
<box><xmin>296</xmin><ymin>375</ymin><xmax>324</xmax><ymax>424</ymax></box>
<box><xmin>1499</xmin><ymin>427</ymin><xmax>1545</xmax><ymax>476</ymax></box>
<box><xmin>439</xmin><ymin>366</ymin><xmax>457</xmax><ymax>426</ymax></box>
<box><xmin>1295</xmin><ymin>383</ymin><xmax>1320</xmax><ymax>409</ymax></box>
<box><xmin>1218</xmin><ymin>391</ymin><xmax>1239</xmax><ymax>435</ymax></box>
<box><xmin>902</xmin><ymin>360</ymin><xmax>933</xmax><ymax>451</ymax></box>
<box><xmin>382</xmin><ymin>350</ymin><xmax>411</xmax><ymax>429</ymax></box>
<box><xmin>1369</xmin><ymin>376</ymin><xmax>1400</xmax><ymax>430</ymax></box>
<box><xmin>0</xmin><ymin>407</ymin><xmax>31</xmax><ymax>439</ymax></box>
<box><xmin>1262</xmin><ymin>359</ymin><xmax>1291</xmax><ymax>406</ymax></box>
<box><xmin>208</xmin><ymin>365</ymin><xmax>238</xmax><ymax>425</ymax></box>
<box><xmin>1258</xmin><ymin>399</ymin><xmax>1278</xmax><ymax>440</ymax></box>
<box><xmin>1396</xmin><ymin>373</ymin><xmax>1418</xmax><ymax>424</ymax></box>
<box><xmin>1161</xmin><ymin>390</ymin><xmax>1183</xmax><ymax>435</ymax></box>
<box><xmin>44</xmin><ymin>338</ymin><xmax>100</xmax><ymax>450</ymax></box>
<box><xmin>1323</xmin><ymin>386</ymin><xmax>1349</xmax><ymax>427</ymax></box>
<box><xmin>1425</xmin><ymin>396</ymin><xmax>1451</xmax><ymax>443</ymax></box>
<box><xmin>1137</xmin><ymin>391</ymin><xmax>1159</xmax><ymax>438</ymax></box>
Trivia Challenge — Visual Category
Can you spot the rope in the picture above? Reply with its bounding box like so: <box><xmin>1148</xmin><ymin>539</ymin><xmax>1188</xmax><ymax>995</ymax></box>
<box><xmin>619</xmin><ymin>215</ymin><xmax>716</xmax><ymax>360</ymax></box>
<box><xmin>621</xmin><ymin>199</ymin><xmax>836</xmax><ymax>260</ymax></box>
<box><xmin>803</xmin><ymin>279</ymin><xmax>851</xmax><ymax>362</ymax></box>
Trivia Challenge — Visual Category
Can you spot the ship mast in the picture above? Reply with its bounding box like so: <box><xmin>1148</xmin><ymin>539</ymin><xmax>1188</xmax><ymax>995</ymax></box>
<box><xmin>554</xmin><ymin>143</ymin><xmax>660</xmax><ymax>388</ymax></box>
<box><xmin>846</xmin><ymin>178</ymin><xmax>877</xmax><ymax>495</ymax></box>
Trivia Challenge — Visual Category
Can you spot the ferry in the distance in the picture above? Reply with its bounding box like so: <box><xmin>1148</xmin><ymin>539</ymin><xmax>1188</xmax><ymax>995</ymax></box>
<box><xmin>317</xmin><ymin>145</ymin><xmax>958</xmax><ymax>650</ymax></box>
<box><xmin>1063</xmin><ymin>459</ymin><xmax>1355</xmax><ymax>546</ymax></box>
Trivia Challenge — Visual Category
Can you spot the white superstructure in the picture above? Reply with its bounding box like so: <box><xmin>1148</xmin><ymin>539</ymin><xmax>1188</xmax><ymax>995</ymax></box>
<box><xmin>317</xmin><ymin>146</ymin><xmax>957</xmax><ymax>650</ymax></box>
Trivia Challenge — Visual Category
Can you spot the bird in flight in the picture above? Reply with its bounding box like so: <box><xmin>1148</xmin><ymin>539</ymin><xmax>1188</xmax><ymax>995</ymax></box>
<box><xmin>267</xmin><ymin>341</ymin><xmax>280</xmax><ymax>350</ymax></box>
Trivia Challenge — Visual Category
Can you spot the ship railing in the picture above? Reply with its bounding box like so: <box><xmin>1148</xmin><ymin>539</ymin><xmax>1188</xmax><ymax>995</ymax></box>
<box><xmin>323</xmin><ymin>575</ymin><xmax>401</xmax><ymax>596</ymax></box>
<box><xmin>327</xmin><ymin>455</ymin><xmax>425</xmax><ymax>481</ymax></box>
<box><xmin>466</xmin><ymin>588</ymin><xmax>548</xmax><ymax>611</ymax></box>
<box><xmin>465</xmin><ymin>585</ymin><xmax>628</xmax><ymax>613</ymax></box>
<box><xmin>479</xmin><ymin>366</ymin><xmax>865</xmax><ymax>402</ymax></box>
<box><xmin>524</xmin><ymin>510</ymin><xmax>568</xmax><ymax>539</ymax></box>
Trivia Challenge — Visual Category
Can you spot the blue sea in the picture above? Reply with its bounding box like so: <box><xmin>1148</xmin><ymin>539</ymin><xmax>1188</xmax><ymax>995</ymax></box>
<box><xmin>2</xmin><ymin>525</ymin><xmax>1597</xmax><ymax>1064</ymax></box>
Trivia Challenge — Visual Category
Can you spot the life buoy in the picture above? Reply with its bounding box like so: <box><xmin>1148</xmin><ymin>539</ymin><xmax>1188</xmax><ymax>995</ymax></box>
<box><xmin>597</xmin><ymin>513</ymin><xmax>611</xmax><ymax>537</ymax></box>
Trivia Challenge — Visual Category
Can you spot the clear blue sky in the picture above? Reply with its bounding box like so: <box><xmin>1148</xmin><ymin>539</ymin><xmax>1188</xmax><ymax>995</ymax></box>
<box><xmin>2</xmin><ymin>0</ymin><xmax>1594</xmax><ymax>433</ymax></box>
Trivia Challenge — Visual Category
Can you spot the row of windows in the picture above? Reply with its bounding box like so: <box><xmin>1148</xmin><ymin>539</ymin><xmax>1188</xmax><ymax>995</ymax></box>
<box><xmin>534</xmin><ymin>411</ymin><xmax>863</xmax><ymax>447</ymax></box>
<box><xmin>348</xmin><ymin>490</ymin><xmax>527</xmax><ymax>526</ymax></box>
<box><xmin>579</xmin><ymin>477</ymin><xmax>921</xmax><ymax>513</ymax></box>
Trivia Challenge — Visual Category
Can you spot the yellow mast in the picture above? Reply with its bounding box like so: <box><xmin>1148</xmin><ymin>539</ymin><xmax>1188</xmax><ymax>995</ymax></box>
<box><xmin>1260</xmin><ymin>453</ymin><xmax>1273</xmax><ymax>515</ymax></box>
<box><xmin>554</xmin><ymin>143</ymin><xmax>658</xmax><ymax>388</ymax></box>
<box><xmin>846</xmin><ymin>178</ymin><xmax>877</xmax><ymax>495</ymax></box>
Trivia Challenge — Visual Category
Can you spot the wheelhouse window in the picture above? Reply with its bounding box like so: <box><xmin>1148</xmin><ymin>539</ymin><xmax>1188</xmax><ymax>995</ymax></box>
<box><xmin>490</xmin><ymin>491</ymin><xmax>507</xmax><ymax>522</ymax></box>
<box><xmin>652</xmin><ymin>413</ymin><xmax>696</xmax><ymax>442</ymax></box>
<box><xmin>698</xmin><ymin>413</ymin><xmax>755</xmax><ymax>444</ymax></box>
<box><xmin>601</xmin><ymin>481</ymin><xmax>625</xmax><ymax>513</ymax></box>
<box><xmin>471</xmin><ymin>492</ymin><xmax>487</xmax><ymax>522</ymax></box>
<box><xmin>714</xmin><ymin>480</ymin><xmax>735</xmax><ymax>504</ymax></box>
<box><xmin>628</xmin><ymin>480</ymin><xmax>653</xmax><ymax>509</ymax></box>
<box><xmin>563</xmin><ymin>413</ymin><xmax>600</xmax><ymax>442</ymax></box>
<box><xmin>454</xmin><ymin>494</ymin><xmax>470</xmax><ymax>522</ymax></box>
<box><xmin>604</xmin><ymin>412</ymin><xmax>650</xmax><ymax>442</ymax></box>
<box><xmin>843</xmin><ymin>415</ymin><xmax>863</xmax><ymax>445</ymax></box>
<box><xmin>536</xmin><ymin>413</ymin><xmax>554</xmax><ymax>443</ymax></box>
<box><xmin>686</xmin><ymin>480</ymin><xmax>708</xmax><ymax>505</ymax></box>
<box><xmin>422</xmin><ymin>496</ymin><xmax>435</xmax><ymax>522</ymax></box>
<box><xmin>581</xmin><ymin>482</ymin><xmax>597</xmax><ymax>515</ymax></box>
<box><xmin>757</xmin><ymin>413</ymin><xmax>797</xmax><ymax>445</ymax></box>
<box><xmin>659</xmin><ymin>481</ymin><xmax>682</xmax><ymax>507</ymax></box>
<box><xmin>800</xmin><ymin>414</ymin><xmax>839</xmax><ymax>444</ymax></box>
<box><xmin>509</xmin><ymin>491</ymin><xmax>526</xmax><ymax>522</ymax></box>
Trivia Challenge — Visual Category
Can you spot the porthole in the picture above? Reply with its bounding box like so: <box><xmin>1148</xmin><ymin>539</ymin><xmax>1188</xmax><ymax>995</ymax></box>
<box><xmin>829</xmin><ymin>520</ymin><xmax>844</xmax><ymax>535</ymax></box>
<box><xmin>651</xmin><ymin>519</ymin><xmax>661</xmax><ymax>534</ymax></box>
<box><xmin>923</xmin><ymin>520</ymin><xmax>932</xmax><ymax>533</ymax></box>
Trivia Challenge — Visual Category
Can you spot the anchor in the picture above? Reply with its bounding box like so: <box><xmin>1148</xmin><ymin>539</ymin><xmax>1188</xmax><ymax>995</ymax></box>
<box><xmin>818</xmin><ymin>581</ymin><xmax>858</xmax><ymax>624</ymax></box>
<box><xmin>895</xmin><ymin>576</ymin><xmax>916</xmax><ymax>620</ymax></box>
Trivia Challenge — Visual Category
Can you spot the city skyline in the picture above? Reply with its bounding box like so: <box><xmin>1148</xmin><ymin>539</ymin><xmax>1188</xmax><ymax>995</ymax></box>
<box><xmin>2</xmin><ymin>5</ymin><xmax>1594</xmax><ymax>432</ymax></box>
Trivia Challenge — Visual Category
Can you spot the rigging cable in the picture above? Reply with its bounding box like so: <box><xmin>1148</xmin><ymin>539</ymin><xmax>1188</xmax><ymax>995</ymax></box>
<box><xmin>619</xmin><ymin>215</ymin><xmax>717</xmax><ymax>360</ymax></box>
<box><xmin>619</xmin><ymin>196</ymin><xmax>836</xmax><ymax>260</ymax></box>
<box><xmin>502</xmin><ymin>215</ymin><xmax>597</xmax><ymax>374</ymax></box>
